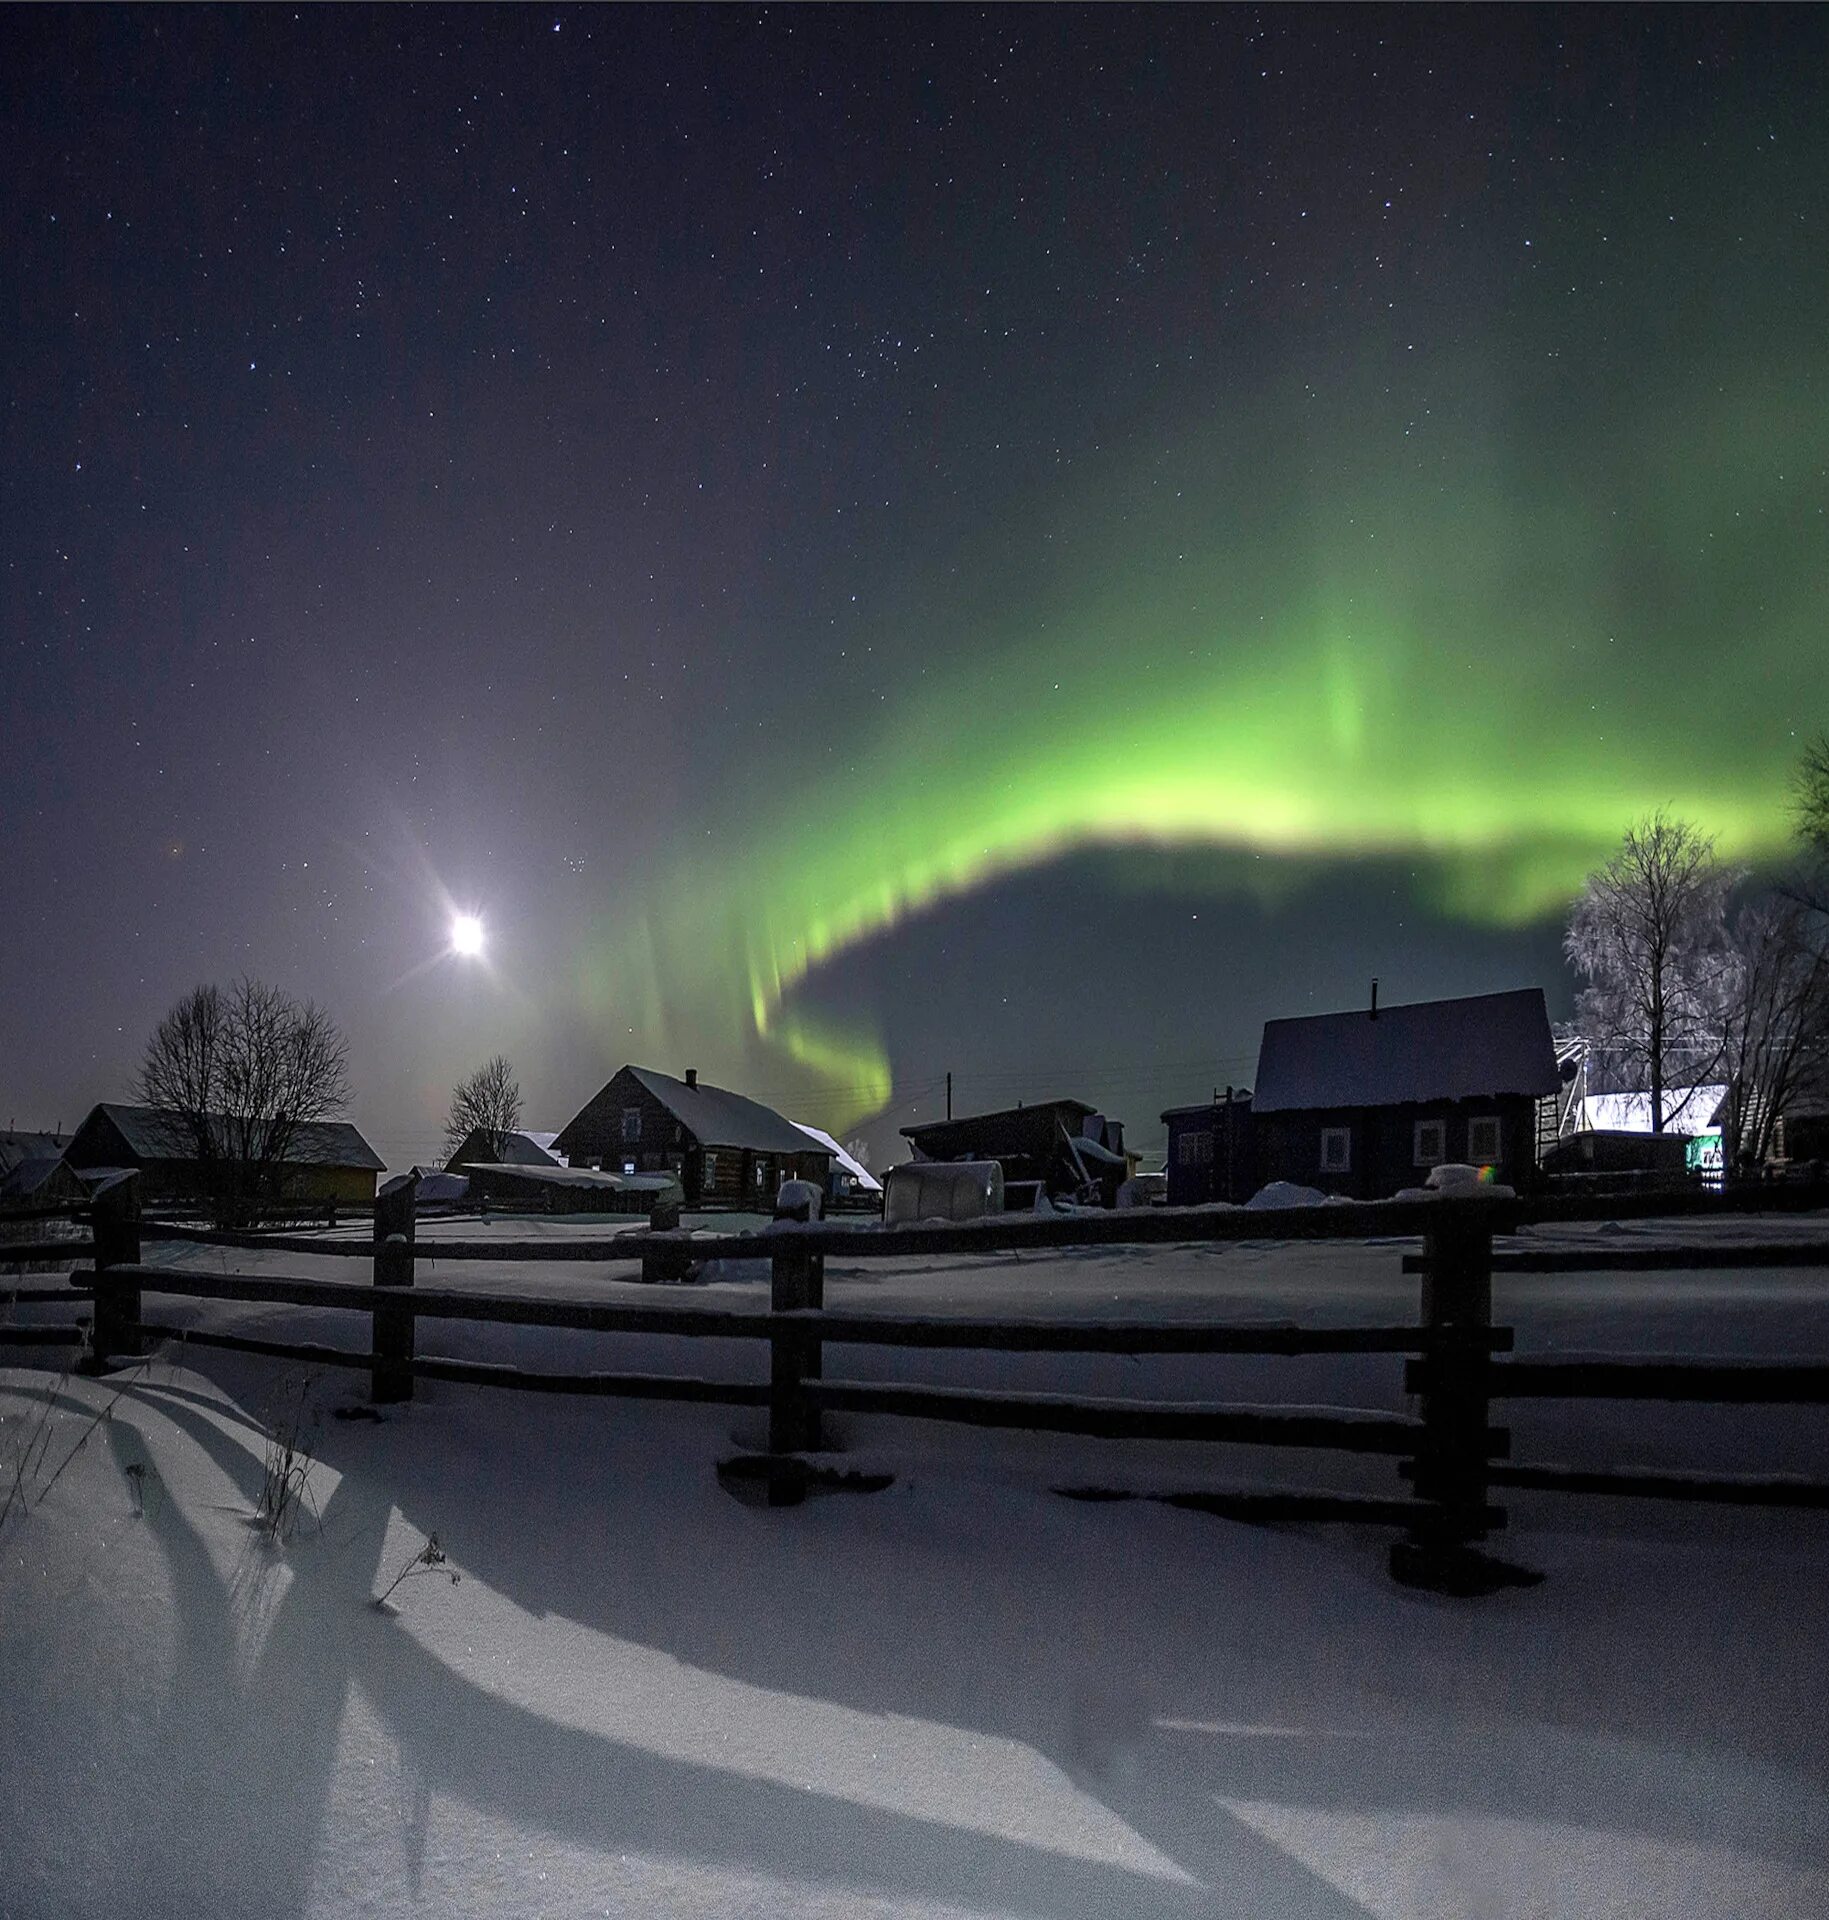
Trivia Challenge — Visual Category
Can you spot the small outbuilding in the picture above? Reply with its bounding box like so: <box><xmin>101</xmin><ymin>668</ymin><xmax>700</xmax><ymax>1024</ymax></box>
<box><xmin>900</xmin><ymin>1099</ymin><xmax>1130</xmax><ymax>1208</ymax></box>
<box><xmin>444</xmin><ymin>1127</ymin><xmax>567</xmax><ymax>1173</ymax></box>
<box><xmin>554</xmin><ymin>1066</ymin><xmax>830</xmax><ymax>1209</ymax></box>
<box><xmin>62</xmin><ymin>1103</ymin><xmax>386</xmax><ymax>1209</ymax></box>
<box><xmin>0</xmin><ymin>1130</ymin><xmax>80</xmax><ymax>1215</ymax></box>
<box><xmin>1159</xmin><ymin>1090</ymin><xmax>1255</xmax><ymax>1207</ymax></box>
<box><xmin>1251</xmin><ymin>987</ymin><xmax>1560</xmax><ymax>1200</ymax></box>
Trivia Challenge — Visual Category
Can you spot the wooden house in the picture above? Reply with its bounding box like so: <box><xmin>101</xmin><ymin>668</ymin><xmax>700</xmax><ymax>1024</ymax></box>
<box><xmin>1159</xmin><ymin>1090</ymin><xmax>1254</xmax><ymax>1207</ymax></box>
<box><xmin>900</xmin><ymin>1098</ymin><xmax>1129</xmax><ymax>1207</ymax></box>
<box><xmin>554</xmin><ymin>1066</ymin><xmax>830</xmax><ymax>1209</ymax></box>
<box><xmin>62</xmin><ymin>1102</ymin><xmax>385</xmax><ymax>1208</ymax></box>
<box><xmin>1250</xmin><ymin>988</ymin><xmax>1560</xmax><ymax>1200</ymax></box>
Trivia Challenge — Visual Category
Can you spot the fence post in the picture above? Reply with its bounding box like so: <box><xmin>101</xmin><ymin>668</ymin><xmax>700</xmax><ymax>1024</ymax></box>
<box><xmin>768</xmin><ymin>1244</ymin><xmax>826</xmax><ymax>1456</ymax></box>
<box><xmin>642</xmin><ymin>1195</ymin><xmax>688</xmax><ymax>1284</ymax></box>
<box><xmin>1393</xmin><ymin>1202</ymin><xmax>1506</xmax><ymax>1592</ymax></box>
<box><xmin>371</xmin><ymin>1173</ymin><xmax>416</xmax><ymax>1404</ymax></box>
<box><xmin>84</xmin><ymin>1171</ymin><xmax>143</xmax><ymax>1373</ymax></box>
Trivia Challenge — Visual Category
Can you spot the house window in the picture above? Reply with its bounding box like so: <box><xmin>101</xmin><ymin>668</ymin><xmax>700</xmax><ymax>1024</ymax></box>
<box><xmin>1177</xmin><ymin>1130</ymin><xmax>1213</xmax><ymax>1167</ymax></box>
<box><xmin>754</xmin><ymin>1160</ymin><xmax>769</xmax><ymax>1190</ymax></box>
<box><xmin>621</xmin><ymin>1160</ymin><xmax>636</xmax><ymax>1176</ymax></box>
<box><xmin>1319</xmin><ymin>1127</ymin><xmax>1351</xmax><ymax>1173</ymax></box>
<box><xmin>620</xmin><ymin>1107</ymin><xmax>642</xmax><ymax>1143</ymax></box>
<box><xmin>1467</xmin><ymin>1115</ymin><xmax>1502</xmax><ymax>1165</ymax></box>
<box><xmin>1413</xmin><ymin>1119</ymin><xmax>1447</xmax><ymax>1167</ymax></box>
<box><xmin>703</xmin><ymin>1153</ymin><xmax>718</xmax><ymax>1185</ymax></box>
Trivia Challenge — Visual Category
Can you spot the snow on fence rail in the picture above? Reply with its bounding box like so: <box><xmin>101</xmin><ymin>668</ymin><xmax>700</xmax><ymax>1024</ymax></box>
<box><xmin>32</xmin><ymin>1170</ymin><xmax>1829</xmax><ymax>1594</ymax></box>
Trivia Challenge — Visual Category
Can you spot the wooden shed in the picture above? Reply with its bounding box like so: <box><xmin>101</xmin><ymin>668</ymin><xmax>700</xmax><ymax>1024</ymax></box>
<box><xmin>62</xmin><ymin>1103</ymin><xmax>385</xmax><ymax>1209</ymax></box>
<box><xmin>900</xmin><ymin>1099</ymin><xmax>1130</xmax><ymax>1208</ymax></box>
<box><xmin>554</xmin><ymin>1066</ymin><xmax>830</xmax><ymax>1210</ymax></box>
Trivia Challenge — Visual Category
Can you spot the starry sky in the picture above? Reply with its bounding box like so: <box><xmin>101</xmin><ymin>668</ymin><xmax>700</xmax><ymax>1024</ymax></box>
<box><xmin>5</xmin><ymin>6</ymin><xmax>1825</xmax><ymax>1169</ymax></box>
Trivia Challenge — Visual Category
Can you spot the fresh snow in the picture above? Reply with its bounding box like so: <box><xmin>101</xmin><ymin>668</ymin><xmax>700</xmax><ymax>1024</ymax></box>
<box><xmin>3</xmin><ymin>1215</ymin><xmax>1827</xmax><ymax>1918</ymax></box>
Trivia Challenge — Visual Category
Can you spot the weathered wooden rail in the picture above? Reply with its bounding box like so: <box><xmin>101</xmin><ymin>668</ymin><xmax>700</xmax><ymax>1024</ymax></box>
<box><xmin>34</xmin><ymin>1170</ymin><xmax>1829</xmax><ymax>1593</ymax></box>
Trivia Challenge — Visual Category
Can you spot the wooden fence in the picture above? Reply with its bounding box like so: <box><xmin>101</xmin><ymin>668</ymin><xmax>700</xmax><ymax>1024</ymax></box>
<box><xmin>10</xmin><ymin>1170</ymin><xmax>1829</xmax><ymax>1594</ymax></box>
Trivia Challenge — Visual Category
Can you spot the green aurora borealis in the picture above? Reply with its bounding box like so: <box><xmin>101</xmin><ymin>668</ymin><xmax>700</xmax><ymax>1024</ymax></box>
<box><xmin>588</xmin><ymin>342</ymin><xmax>1821</xmax><ymax>1130</ymax></box>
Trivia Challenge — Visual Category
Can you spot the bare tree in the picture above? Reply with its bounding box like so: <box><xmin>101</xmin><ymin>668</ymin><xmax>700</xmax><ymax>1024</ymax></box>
<box><xmin>1715</xmin><ymin>894</ymin><xmax>1829</xmax><ymax>1173</ymax></box>
<box><xmin>1565</xmin><ymin>812</ymin><xmax>1739</xmax><ymax>1131</ymax></box>
<box><xmin>1791</xmin><ymin>729</ymin><xmax>1829</xmax><ymax>913</ymax></box>
<box><xmin>137</xmin><ymin>979</ymin><xmax>352</xmax><ymax>1222</ymax></box>
<box><xmin>443</xmin><ymin>1055</ymin><xmax>523</xmax><ymax>1164</ymax></box>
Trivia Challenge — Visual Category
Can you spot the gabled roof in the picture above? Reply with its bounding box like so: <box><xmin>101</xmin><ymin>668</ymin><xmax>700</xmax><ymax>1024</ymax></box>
<box><xmin>1579</xmin><ymin>1086</ymin><xmax>1726</xmax><ymax>1137</ymax></box>
<box><xmin>625</xmin><ymin>1067</ymin><xmax>825</xmax><ymax>1158</ymax></box>
<box><xmin>0</xmin><ymin>1130</ymin><xmax>70</xmax><ymax>1173</ymax></box>
<box><xmin>1252</xmin><ymin>988</ymin><xmax>1560</xmax><ymax>1114</ymax></box>
<box><xmin>792</xmin><ymin>1120</ymin><xmax>882</xmax><ymax>1191</ymax></box>
<box><xmin>900</xmin><ymin>1098</ymin><xmax>1096</xmax><ymax>1145</ymax></box>
<box><xmin>73</xmin><ymin>1103</ymin><xmax>386</xmax><ymax>1171</ymax></box>
<box><xmin>445</xmin><ymin>1127</ymin><xmax>565</xmax><ymax>1170</ymax></box>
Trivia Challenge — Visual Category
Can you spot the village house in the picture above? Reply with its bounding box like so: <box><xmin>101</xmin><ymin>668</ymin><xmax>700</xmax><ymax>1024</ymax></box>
<box><xmin>554</xmin><ymin>1066</ymin><xmax>830</xmax><ymax>1209</ymax></box>
<box><xmin>61</xmin><ymin>1102</ymin><xmax>386</xmax><ymax>1208</ymax></box>
<box><xmin>1250</xmin><ymin>987</ymin><xmax>1561</xmax><ymax>1199</ymax></box>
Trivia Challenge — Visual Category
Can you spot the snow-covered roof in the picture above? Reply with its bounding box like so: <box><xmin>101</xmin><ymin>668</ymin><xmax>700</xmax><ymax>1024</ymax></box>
<box><xmin>791</xmin><ymin>1120</ymin><xmax>882</xmax><ymax>1191</ymax></box>
<box><xmin>0</xmin><ymin>1130</ymin><xmax>69</xmax><ymax>1173</ymax></box>
<box><xmin>1577</xmin><ymin>1086</ymin><xmax>1726</xmax><ymax>1137</ymax></box>
<box><xmin>625</xmin><ymin>1067</ymin><xmax>823</xmax><ymax>1158</ymax></box>
<box><xmin>446</xmin><ymin>1127</ymin><xmax>566</xmax><ymax>1170</ymax></box>
<box><xmin>73</xmin><ymin>1103</ymin><xmax>386</xmax><ymax>1171</ymax></box>
<box><xmin>464</xmin><ymin>1161</ymin><xmax>675</xmax><ymax>1192</ymax></box>
<box><xmin>1252</xmin><ymin>988</ymin><xmax>1560</xmax><ymax>1114</ymax></box>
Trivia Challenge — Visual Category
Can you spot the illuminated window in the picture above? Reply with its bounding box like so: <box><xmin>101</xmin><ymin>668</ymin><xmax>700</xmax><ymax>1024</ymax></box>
<box><xmin>1467</xmin><ymin>1116</ymin><xmax>1502</xmax><ymax>1164</ymax></box>
<box><xmin>1320</xmin><ymin>1127</ymin><xmax>1351</xmax><ymax>1173</ymax></box>
<box><xmin>1413</xmin><ymin>1119</ymin><xmax>1446</xmax><ymax>1167</ymax></box>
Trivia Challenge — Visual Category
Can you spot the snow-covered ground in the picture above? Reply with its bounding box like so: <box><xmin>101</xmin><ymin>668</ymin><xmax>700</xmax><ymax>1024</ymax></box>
<box><xmin>3</xmin><ymin>1214</ymin><xmax>1827</xmax><ymax>1918</ymax></box>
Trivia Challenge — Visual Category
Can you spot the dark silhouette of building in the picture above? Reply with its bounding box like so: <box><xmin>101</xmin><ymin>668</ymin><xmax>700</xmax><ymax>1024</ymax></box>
<box><xmin>900</xmin><ymin>1099</ymin><xmax>1129</xmax><ymax>1207</ymax></box>
<box><xmin>1251</xmin><ymin>988</ymin><xmax>1560</xmax><ymax>1199</ymax></box>
<box><xmin>1160</xmin><ymin>1090</ymin><xmax>1254</xmax><ymax>1206</ymax></box>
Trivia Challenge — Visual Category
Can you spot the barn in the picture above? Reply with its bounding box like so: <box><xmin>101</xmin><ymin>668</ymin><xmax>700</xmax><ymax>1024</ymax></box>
<box><xmin>554</xmin><ymin>1066</ymin><xmax>830</xmax><ymax>1210</ymax></box>
<box><xmin>1250</xmin><ymin>987</ymin><xmax>1561</xmax><ymax>1200</ymax></box>
<box><xmin>900</xmin><ymin>1099</ymin><xmax>1130</xmax><ymax>1208</ymax></box>
<box><xmin>62</xmin><ymin>1102</ymin><xmax>385</xmax><ymax>1208</ymax></box>
<box><xmin>444</xmin><ymin>1127</ymin><xmax>567</xmax><ymax>1173</ymax></box>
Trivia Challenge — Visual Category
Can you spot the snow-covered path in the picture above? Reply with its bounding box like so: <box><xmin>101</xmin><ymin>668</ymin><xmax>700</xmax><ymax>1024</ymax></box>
<box><xmin>3</xmin><ymin>1226</ymin><xmax>1827</xmax><ymax>1917</ymax></box>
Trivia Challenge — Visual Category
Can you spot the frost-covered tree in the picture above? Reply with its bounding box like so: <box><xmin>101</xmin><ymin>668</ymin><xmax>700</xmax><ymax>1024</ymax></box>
<box><xmin>1564</xmin><ymin>812</ymin><xmax>1738</xmax><ymax>1132</ymax></box>
<box><xmin>1792</xmin><ymin>730</ymin><xmax>1829</xmax><ymax>909</ymax></box>
<box><xmin>443</xmin><ymin>1055</ymin><xmax>523</xmax><ymax>1164</ymax></box>
<box><xmin>137</xmin><ymin>978</ymin><xmax>352</xmax><ymax>1223</ymax></box>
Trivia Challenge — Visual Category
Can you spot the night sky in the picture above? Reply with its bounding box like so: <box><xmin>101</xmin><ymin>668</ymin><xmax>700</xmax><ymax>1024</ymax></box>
<box><xmin>6</xmin><ymin>6</ymin><xmax>1826</xmax><ymax>1169</ymax></box>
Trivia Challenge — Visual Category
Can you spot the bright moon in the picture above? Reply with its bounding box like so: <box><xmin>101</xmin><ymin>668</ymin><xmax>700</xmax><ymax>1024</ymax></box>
<box><xmin>450</xmin><ymin>913</ymin><xmax>486</xmax><ymax>958</ymax></box>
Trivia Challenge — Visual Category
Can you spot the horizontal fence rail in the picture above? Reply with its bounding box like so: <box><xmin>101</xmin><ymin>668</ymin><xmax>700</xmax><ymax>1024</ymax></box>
<box><xmin>19</xmin><ymin>1169</ymin><xmax>1825</xmax><ymax>1596</ymax></box>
